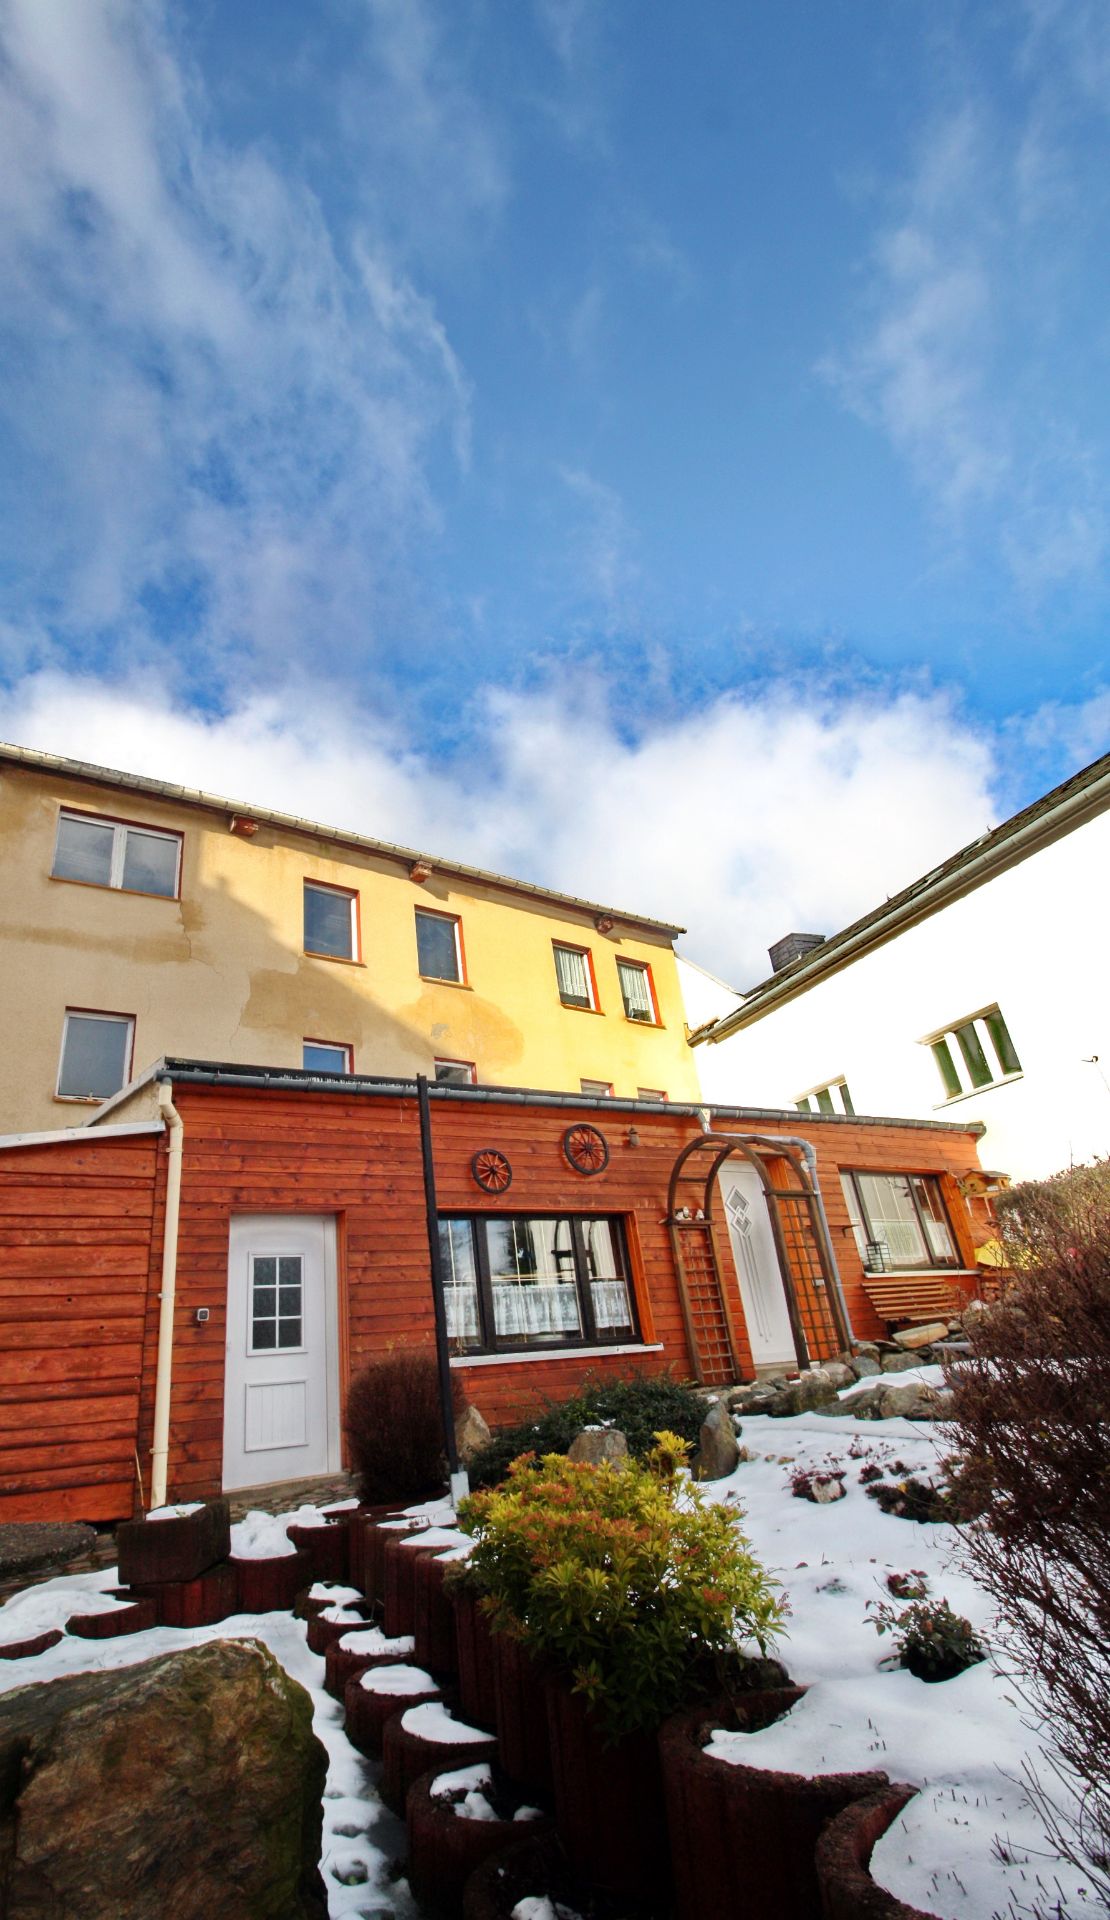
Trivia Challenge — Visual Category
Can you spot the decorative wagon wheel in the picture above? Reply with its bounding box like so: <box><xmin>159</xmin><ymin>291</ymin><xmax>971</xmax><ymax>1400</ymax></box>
<box><xmin>471</xmin><ymin>1147</ymin><xmax>512</xmax><ymax>1194</ymax></box>
<box><xmin>562</xmin><ymin>1123</ymin><xmax>610</xmax><ymax>1175</ymax></box>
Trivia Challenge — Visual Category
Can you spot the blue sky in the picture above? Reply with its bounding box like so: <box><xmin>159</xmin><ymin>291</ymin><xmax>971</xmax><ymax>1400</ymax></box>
<box><xmin>0</xmin><ymin>0</ymin><xmax>1108</xmax><ymax>981</ymax></box>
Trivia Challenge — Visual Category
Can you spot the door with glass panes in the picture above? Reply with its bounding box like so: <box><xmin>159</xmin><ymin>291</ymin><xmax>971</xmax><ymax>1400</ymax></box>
<box><xmin>223</xmin><ymin>1215</ymin><xmax>340</xmax><ymax>1490</ymax></box>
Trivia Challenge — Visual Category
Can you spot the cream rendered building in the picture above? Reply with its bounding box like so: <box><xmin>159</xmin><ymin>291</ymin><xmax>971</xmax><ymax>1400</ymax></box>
<box><xmin>0</xmin><ymin>745</ymin><xmax>701</xmax><ymax>1133</ymax></box>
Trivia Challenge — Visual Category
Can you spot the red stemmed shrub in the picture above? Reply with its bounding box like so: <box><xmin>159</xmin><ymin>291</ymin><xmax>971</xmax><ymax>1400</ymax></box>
<box><xmin>944</xmin><ymin>1159</ymin><xmax>1110</xmax><ymax>1892</ymax></box>
<box><xmin>345</xmin><ymin>1349</ymin><xmax>464</xmax><ymax>1505</ymax></box>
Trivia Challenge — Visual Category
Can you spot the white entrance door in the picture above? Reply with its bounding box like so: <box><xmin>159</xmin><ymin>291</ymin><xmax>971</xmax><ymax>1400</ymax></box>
<box><xmin>223</xmin><ymin>1214</ymin><xmax>340</xmax><ymax>1491</ymax></box>
<box><xmin>719</xmin><ymin>1165</ymin><xmax>797</xmax><ymax>1368</ymax></box>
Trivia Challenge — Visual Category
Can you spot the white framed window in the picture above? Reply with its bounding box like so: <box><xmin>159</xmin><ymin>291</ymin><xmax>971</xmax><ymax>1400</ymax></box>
<box><xmin>416</xmin><ymin>909</ymin><xmax>464</xmax><ymax>983</ymax></box>
<box><xmin>616</xmin><ymin>958</ymin><xmax>658</xmax><ymax>1023</ymax></box>
<box><xmin>841</xmin><ymin>1171</ymin><xmax>959</xmax><ymax>1273</ymax></box>
<box><xmin>580</xmin><ymin>1078</ymin><xmax>614</xmax><ymax>1097</ymax></box>
<box><xmin>304</xmin><ymin>881</ymin><xmax>359</xmax><ymax>961</ymax></box>
<box><xmin>435</xmin><ymin>1058</ymin><xmax>476</xmax><ymax>1085</ymax></box>
<box><xmin>249</xmin><ymin>1252</ymin><xmax>305</xmax><ymax>1353</ymax></box>
<box><xmin>637</xmin><ymin>1088</ymin><xmax>668</xmax><ymax>1102</ymax></box>
<box><xmin>52</xmin><ymin>810</ymin><xmax>181</xmax><ymax>899</ymax></box>
<box><xmin>925</xmin><ymin>1006</ymin><xmax>1022</xmax><ymax>1103</ymax></box>
<box><xmin>302</xmin><ymin>1040</ymin><xmax>352</xmax><ymax>1074</ymax></box>
<box><xmin>57</xmin><ymin>1009</ymin><xmax>135</xmax><ymax>1100</ymax></box>
<box><xmin>796</xmin><ymin>1078</ymin><xmax>854</xmax><ymax>1116</ymax></box>
<box><xmin>553</xmin><ymin>942</ymin><xmax>597</xmax><ymax>1010</ymax></box>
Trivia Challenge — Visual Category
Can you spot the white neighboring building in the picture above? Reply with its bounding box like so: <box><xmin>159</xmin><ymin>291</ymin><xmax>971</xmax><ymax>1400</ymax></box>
<box><xmin>688</xmin><ymin>752</ymin><xmax>1110</xmax><ymax>1182</ymax></box>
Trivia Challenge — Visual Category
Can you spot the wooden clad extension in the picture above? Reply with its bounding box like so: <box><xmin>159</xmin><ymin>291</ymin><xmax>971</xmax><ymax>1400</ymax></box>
<box><xmin>0</xmin><ymin>1080</ymin><xmax>989</xmax><ymax>1519</ymax></box>
<box><xmin>0</xmin><ymin>1134</ymin><xmax>160</xmax><ymax>1521</ymax></box>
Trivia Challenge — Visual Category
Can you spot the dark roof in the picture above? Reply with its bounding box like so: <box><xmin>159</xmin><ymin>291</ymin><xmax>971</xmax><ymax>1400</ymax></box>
<box><xmin>700</xmin><ymin>746</ymin><xmax>1110</xmax><ymax>1039</ymax></box>
<box><xmin>96</xmin><ymin>1055</ymin><xmax>984</xmax><ymax>1134</ymax></box>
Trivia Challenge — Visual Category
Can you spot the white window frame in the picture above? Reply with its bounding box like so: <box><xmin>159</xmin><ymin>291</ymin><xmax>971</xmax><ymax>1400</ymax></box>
<box><xmin>435</xmin><ymin>1058</ymin><xmax>477</xmax><ymax>1085</ymax></box>
<box><xmin>52</xmin><ymin>809</ymin><xmax>182</xmax><ymax>898</ymax></box>
<box><xmin>56</xmin><ymin>1009</ymin><xmax>135</xmax><ymax>1102</ymax></box>
<box><xmin>923</xmin><ymin>1005</ymin><xmax>1023</xmax><ymax>1106</ymax></box>
<box><xmin>580</xmin><ymin>1078</ymin><xmax>614</xmax><ymax>1097</ymax></box>
<box><xmin>302</xmin><ymin>1040</ymin><xmax>353</xmax><ymax>1074</ymax></box>
<box><xmin>795</xmin><ymin>1078</ymin><xmax>854</xmax><ymax>1116</ymax></box>
<box><xmin>616</xmin><ymin>958</ymin><xmax>658</xmax><ymax>1024</ymax></box>
<box><xmin>303</xmin><ymin>881</ymin><xmax>359</xmax><ymax>962</ymax></box>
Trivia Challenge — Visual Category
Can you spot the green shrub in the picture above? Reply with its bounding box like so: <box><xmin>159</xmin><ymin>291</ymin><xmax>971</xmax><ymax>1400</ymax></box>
<box><xmin>456</xmin><ymin>1442</ymin><xmax>783</xmax><ymax>1737</ymax></box>
<box><xmin>465</xmin><ymin>1370</ymin><xmax>708</xmax><ymax>1488</ymax></box>
<box><xmin>868</xmin><ymin>1595</ymin><xmax>985</xmax><ymax>1682</ymax></box>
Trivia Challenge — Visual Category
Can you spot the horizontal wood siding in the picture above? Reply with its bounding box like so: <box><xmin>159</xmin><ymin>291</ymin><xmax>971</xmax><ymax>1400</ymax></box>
<box><xmin>160</xmin><ymin>1089</ymin><xmax>984</xmax><ymax>1500</ymax></box>
<box><xmin>0</xmin><ymin>1135</ymin><xmax>159</xmax><ymax>1521</ymax></box>
<box><xmin>0</xmin><ymin>1088</ymin><xmax>986</xmax><ymax>1516</ymax></box>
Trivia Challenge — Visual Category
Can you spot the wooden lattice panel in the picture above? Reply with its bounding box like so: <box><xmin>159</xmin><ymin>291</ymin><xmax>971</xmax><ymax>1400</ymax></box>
<box><xmin>774</xmin><ymin>1193</ymin><xmax>839</xmax><ymax>1361</ymax></box>
<box><xmin>672</xmin><ymin>1224</ymin><xmax>736</xmax><ymax>1386</ymax></box>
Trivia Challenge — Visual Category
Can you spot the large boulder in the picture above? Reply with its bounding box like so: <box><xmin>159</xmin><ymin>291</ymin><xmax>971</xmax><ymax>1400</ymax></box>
<box><xmin>567</xmin><ymin>1427</ymin><xmax>629</xmax><ymax>1468</ymax></box>
<box><xmin>878</xmin><ymin>1382</ymin><xmax>953</xmax><ymax>1422</ymax></box>
<box><xmin>767</xmin><ymin>1372</ymin><xmax>839</xmax><ymax>1418</ymax></box>
<box><xmin>455</xmin><ymin>1402</ymin><xmax>492</xmax><ymax>1465</ymax></box>
<box><xmin>694</xmin><ymin>1402</ymin><xmax>741</xmax><ymax>1480</ymax></box>
<box><xmin>0</xmin><ymin>1638</ymin><xmax>328</xmax><ymax>1919</ymax></box>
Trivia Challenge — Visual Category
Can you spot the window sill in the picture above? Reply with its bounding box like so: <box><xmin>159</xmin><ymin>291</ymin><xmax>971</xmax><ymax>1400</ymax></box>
<box><xmin>418</xmin><ymin>975</ymin><xmax>472</xmax><ymax>990</ymax></box>
<box><xmin>304</xmin><ymin>949</ymin><xmax>364</xmax><ymax>967</ymax></box>
<box><xmin>559</xmin><ymin>1001</ymin><xmax>605</xmax><ymax>1015</ymax></box>
<box><xmin>49</xmin><ymin>875</ymin><xmax>180</xmax><ymax>903</ymax></box>
<box><xmin>932</xmin><ymin>1072</ymin><xmax>1023</xmax><ymax>1109</ymax></box>
<box><xmin>54</xmin><ymin>1094</ymin><xmax>107</xmax><ymax>1105</ymax></box>
<box><xmin>450</xmin><ymin>1341</ymin><xmax>663</xmax><ymax>1369</ymax></box>
<box><xmin>623</xmin><ymin>1015</ymin><xmax>663</xmax><ymax>1030</ymax></box>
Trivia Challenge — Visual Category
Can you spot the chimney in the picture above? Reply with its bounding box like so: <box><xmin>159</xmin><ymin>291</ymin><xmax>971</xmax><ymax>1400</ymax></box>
<box><xmin>768</xmin><ymin>931</ymin><xmax>825</xmax><ymax>973</ymax></box>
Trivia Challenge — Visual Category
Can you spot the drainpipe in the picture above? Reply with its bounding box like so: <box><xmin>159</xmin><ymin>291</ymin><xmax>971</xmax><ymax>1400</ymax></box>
<box><xmin>150</xmin><ymin>1081</ymin><xmax>184</xmax><ymax>1511</ymax></box>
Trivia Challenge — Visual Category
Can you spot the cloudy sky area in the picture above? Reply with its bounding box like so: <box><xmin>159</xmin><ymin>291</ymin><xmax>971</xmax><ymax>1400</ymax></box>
<box><xmin>1</xmin><ymin>0</ymin><xmax>1108</xmax><ymax>983</ymax></box>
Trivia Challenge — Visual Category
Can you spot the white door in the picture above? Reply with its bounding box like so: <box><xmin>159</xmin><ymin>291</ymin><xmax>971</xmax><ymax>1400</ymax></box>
<box><xmin>719</xmin><ymin>1165</ymin><xmax>798</xmax><ymax>1368</ymax></box>
<box><xmin>223</xmin><ymin>1214</ymin><xmax>340</xmax><ymax>1491</ymax></box>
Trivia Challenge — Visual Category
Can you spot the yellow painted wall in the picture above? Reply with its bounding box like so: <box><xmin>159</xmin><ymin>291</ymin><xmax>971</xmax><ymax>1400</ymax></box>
<box><xmin>0</xmin><ymin>764</ymin><xmax>702</xmax><ymax>1132</ymax></box>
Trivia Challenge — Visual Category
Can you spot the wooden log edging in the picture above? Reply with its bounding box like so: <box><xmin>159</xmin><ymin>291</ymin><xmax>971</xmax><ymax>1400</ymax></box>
<box><xmin>659</xmin><ymin>1689</ymin><xmax>889</xmax><ymax>1920</ymax></box>
<box><xmin>814</xmin><ymin>1783</ymin><xmax>940</xmax><ymax>1920</ymax></box>
<box><xmin>409</xmin><ymin>1767</ymin><xmax>554</xmax><ymax>1915</ymax></box>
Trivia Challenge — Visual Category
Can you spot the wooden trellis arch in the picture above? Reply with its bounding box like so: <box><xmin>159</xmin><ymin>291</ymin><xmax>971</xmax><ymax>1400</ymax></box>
<box><xmin>666</xmin><ymin>1132</ymin><xmax>851</xmax><ymax>1387</ymax></box>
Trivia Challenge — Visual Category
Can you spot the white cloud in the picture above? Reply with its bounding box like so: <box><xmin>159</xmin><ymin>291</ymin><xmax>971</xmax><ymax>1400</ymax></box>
<box><xmin>824</xmin><ymin>77</ymin><xmax>1110</xmax><ymax>594</ymax></box>
<box><xmin>0</xmin><ymin>668</ymin><xmax>1002</xmax><ymax>986</ymax></box>
<box><xmin>0</xmin><ymin>0</ymin><xmax>472</xmax><ymax>675</ymax></box>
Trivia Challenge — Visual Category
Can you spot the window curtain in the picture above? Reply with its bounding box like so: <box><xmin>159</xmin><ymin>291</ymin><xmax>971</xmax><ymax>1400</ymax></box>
<box><xmin>618</xmin><ymin>963</ymin><xmax>652</xmax><ymax>1017</ymax></box>
<box><xmin>555</xmin><ymin>946</ymin><xmax>589</xmax><ymax>1002</ymax></box>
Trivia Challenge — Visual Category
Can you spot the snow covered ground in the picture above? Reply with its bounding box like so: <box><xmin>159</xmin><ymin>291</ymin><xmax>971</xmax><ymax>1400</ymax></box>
<box><xmin>0</xmin><ymin>1393</ymin><xmax>1098</xmax><ymax>1920</ymax></box>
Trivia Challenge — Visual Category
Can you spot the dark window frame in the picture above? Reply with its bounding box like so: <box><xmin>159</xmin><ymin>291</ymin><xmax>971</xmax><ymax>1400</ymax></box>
<box><xmin>438</xmin><ymin>1212</ymin><xmax>640</xmax><ymax>1357</ymax></box>
<box><xmin>841</xmin><ymin>1170</ymin><xmax>961</xmax><ymax>1274</ymax></box>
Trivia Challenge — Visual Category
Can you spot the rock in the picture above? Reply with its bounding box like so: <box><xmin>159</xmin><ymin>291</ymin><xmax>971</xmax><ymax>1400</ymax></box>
<box><xmin>567</xmin><ymin>1427</ymin><xmax>629</xmax><ymax>1468</ymax></box>
<box><xmin>810</xmin><ymin>1476</ymin><xmax>847</xmax><ymax>1503</ymax></box>
<box><xmin>116</xmin><ymin>1499</ymin><xmax>230</xmax><ymax>1587</ymax></box>
<box><xmin>878</xmin><ymin>1383</ymin><xmax>953</xmax><ymax>1422</ymax></box>
<box><xmin>854</xmin><ymin>1342</ymin><xmax>881</xmax><ymax>1360</ymax></box>
<box><xmin>0</xmin><ymin>1523</ymin><xmax>97</xmax><ymax>1584</ymax></box>
<box><xmin>819</xmin><ymin>1361</ymin><xmax>855</xmax><ymax>1391</ymax></box>
<box><xmin>849</xmin><ymin>1385</ymin><xmax>889</xmax><ymax>1421</ymax></box>
<box><xmin>880</xmin><ymin>1351</ymin><xmax>923</xmax><ymax>1373</ymax></box>
<box><xmin>728</xmin><ymin>1383</ymin><xmax>779</xmax><ymax>1415</ymax></box>
<box><xmin>694</xmin><ymin>1402</ymin><xmax>740</xmax><ymax>1480</ymax></box>
<box><xmin>455</xmin><ymin>1403</ymin><xmax>492</xmax><ymax>1465</ymax></box>
<box><xmin>0</xmin><ymin>1639</ymin><xmax>328</xmax><ymax>1919</ymax></box>
<box><xmin>767</xmin><ymin>1372</ymin><xmax>839</xmax><ymax>1417</ymax></box>
<box><xmin>892</xmin><ymin>1322</ymin><xmax>949</xmax><ymax>1351</ymax></box>
<box><xmin>849</xmin><ymin>1354</ymin><xmax>881</xmax><ymax>1379</ymax></box>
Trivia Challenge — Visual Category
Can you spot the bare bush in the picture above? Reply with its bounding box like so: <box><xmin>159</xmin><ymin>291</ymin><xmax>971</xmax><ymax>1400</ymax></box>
<box><xmin>345</xmin><ymin>1347</ymin><xmax>464</xmax><ymax>1505</ymax></box>
<box><xmin>944</xmin><ymin>1160</ymin><xmax>1110</xmax><ymax>1897</ymax></box>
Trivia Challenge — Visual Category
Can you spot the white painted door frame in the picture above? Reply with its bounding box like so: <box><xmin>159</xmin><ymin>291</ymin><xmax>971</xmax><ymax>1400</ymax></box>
<box><xmin>223</xmin><ymin>1213</ymin><xmax>341</xmax><ymax>1491</ymax></box>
